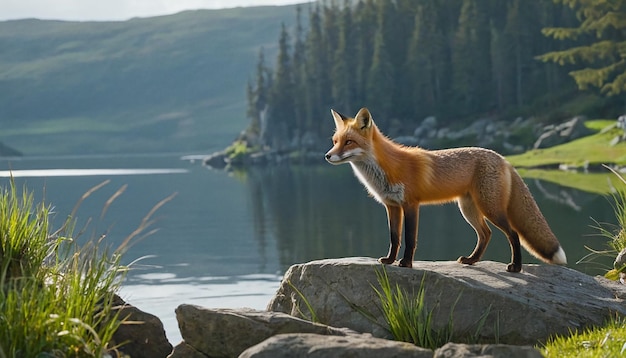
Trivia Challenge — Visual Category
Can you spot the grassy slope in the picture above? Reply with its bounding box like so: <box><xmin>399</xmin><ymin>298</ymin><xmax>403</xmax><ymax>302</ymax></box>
<box><xmin>0</xmin><ymin>6</ymin><xmax>298</xmax><ymax>155</ymax></box>
<box><xmin>508</xmin><ymin>120</ymin><xmax>626</xmax><ymax>195</ymax></box>
<box><xmin>508</xmin><ymin>120</ymin><xmax>626</xmax><ymax>167</ymax></box>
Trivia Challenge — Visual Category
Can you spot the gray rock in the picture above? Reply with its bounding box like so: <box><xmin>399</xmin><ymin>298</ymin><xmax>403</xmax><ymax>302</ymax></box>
<box><xmin>110</xmin><ymin>295</ymin><xmax>173</xmax><ymax>358</ymax></box>
<box><xmin>434</xmin><ymin>343</ymin><xmax>542</xmax><ymax>358</ymax></box>
<box><xmin>239</xmin><ymin>333</ymin><xmax>433</xmax><ymax>358</ymax></box>
<box><xmin>394</xmin><ymin>136</ymin><xmax>420</xmax><ymax>146</ymax></box>
<box><xmin>203</xmin><ymin>150</ymin><xmax>228</xmax><ymax>169</ymax></box>
<box><xmin>175</xmin><ymin>305</ymin><xmax>357</xmax><ymax>358</ymax></box>
<box><xmin>533</xmin><ymin>116</ymin><xmax>591</xmax><ymax>149</ymax></box>
<box><xmin>167</xmin><ymin>342</ymin><xmax>206</xmax><ymax>358</ymax></box>
<box><xmin>267</xmin><ymin>258</ymin><xmax>626</xmax><ymax>345</ymax></box>
<box><xmin>422</xmin><ymin>116</ymin><xmax>438</xmax><ymax>128</ymax></box>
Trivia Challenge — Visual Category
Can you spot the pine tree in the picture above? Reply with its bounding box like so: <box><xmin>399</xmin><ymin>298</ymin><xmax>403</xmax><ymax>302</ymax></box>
<box><xmin>405</xmin><ymin>1</ymin><xmax>449</xmax><ymax>120</ymax></box>
<box><xmin>452</xmin><ymin>0</ymin><xmax>493</xmax><ymax>114</ymax></box>
<box><xmin>266</xmin><ymin>23</ymin><xmax>294</xmax><ymax>149</ymax></box>
<box><xmin>538</xmin><ymin>0</ymin><xmax>626</xmax><ymax>95</ymax></box>
<box><xmin>292</xmin><ymin>6</ymin><xmax>307</xmax><ymax>138</ymax></box>
<box><xmin>366</xmin><ymin>26</ymin><xmax>395</xmax><ymax>124</ymax></box>
<box><xmin>353</xmin><ymin>0</ymin><xmax>377</xmax><ymax>107</ymax></box>
<box><xmin>331</xmin><ymin>0</ymin><xmax>356</xmax><ymax>112</ymax></box>
<box><xmin>246</xmin><ymin>48</ymin><xmax>270</xmax><ymax>138</ymax></box>
<box><xmin>304</xmin><ymin>5</ymin><xmax>325</xmax><ymax>135</ymax></box>
<box><xmin>364</xmin><ymin>0</ymin><xmax>397</xmax><ymax>124</ymax></box>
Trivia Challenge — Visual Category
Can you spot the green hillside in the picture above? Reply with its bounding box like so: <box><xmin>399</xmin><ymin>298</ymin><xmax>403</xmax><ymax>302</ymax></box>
<box><xmin>0</xmin><ymin>6</ymin><xmax>298</xmax><ymax>155</ymax></box>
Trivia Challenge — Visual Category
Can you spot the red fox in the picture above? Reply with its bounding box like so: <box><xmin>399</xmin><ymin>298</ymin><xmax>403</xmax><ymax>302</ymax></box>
<box><xmin>324</xmin><ymin>108</ymin><xmax>567</xmax><ymax>272</ymax></box>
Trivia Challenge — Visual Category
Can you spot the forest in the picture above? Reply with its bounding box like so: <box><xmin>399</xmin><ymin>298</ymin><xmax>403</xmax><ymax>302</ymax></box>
<box><xmin>245</xmin><ymin>0</ymin><xmax>626</xmax><ymax>151</ymax></box>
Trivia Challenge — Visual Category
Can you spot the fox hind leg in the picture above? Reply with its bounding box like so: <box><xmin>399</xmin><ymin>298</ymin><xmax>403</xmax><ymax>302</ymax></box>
<box><xmin>488</xmin><ymin>216</ymin><xmax>522</xmax><ymax>273</ymax></box>
<box><xmin>457</xmin><ymin>195</ymin><xmax>492</xmax><ymax>266</ymax></box>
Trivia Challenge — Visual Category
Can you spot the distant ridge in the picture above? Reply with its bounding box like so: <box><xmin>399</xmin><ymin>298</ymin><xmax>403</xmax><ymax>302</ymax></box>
<box><xmin>0</xmin><ymin>5</ymin><xmax>301</xmax><ymax>155</ymax></box>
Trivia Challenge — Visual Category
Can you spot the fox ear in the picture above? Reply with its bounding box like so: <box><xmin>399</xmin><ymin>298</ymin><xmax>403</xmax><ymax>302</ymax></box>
<box><xmin>330</xmin><ymin>109</ymin><xmax>348</xmax><ymax>129</ymax></box>
<box><xmin>355</xmin><ymin>108</ymin><xmax>372</xmax><ymax>130</ymax></box>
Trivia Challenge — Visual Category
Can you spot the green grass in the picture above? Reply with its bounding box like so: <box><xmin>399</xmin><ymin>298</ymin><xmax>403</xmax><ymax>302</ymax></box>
<box><xmin>373</xmin><ymin>267</ymin><xmax>491</xmax><ymax>350</ymax></box>
<box><xmin>1</xmin><ymin>116</ymin><xmax>127</xmax><ymax>136</ymax></box>
<box><xmin>0</xmin><ymin>181</ymin><xmax>126</xmax><ymax>356</ymax></box>
<box><xmin>508</xmin><ymin>120</ymin><xmax>626</xmax><ymax>168</ymax></box>
<box><xmin>541</xmin><ymin>168</ymin><xmax>626</xmax><ymax>356</ymax></box>
<box><xmin>542</xmin><ymin>316</ymin><xmax>626</xmax><ymax>358</ymax></box>
<box><xmin>516</xmin><ymin>168</ymin><xmax>620</xmax><ymax>195</ymax></box>
<box><xmin>0</xmin><ymin>179</ymin><xmax>173</xmax><ymax>356</ymax></box>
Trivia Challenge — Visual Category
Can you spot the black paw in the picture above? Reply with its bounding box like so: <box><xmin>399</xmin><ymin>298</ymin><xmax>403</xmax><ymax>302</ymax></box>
<box><xmin>506</xmin><ymin>263</ymin><xmax>522</xmax><ymax>273</ymax></box>
<box><xmin>457</xmin><ymin>256</ymin><xmax>476</xmax><ymax>265</ymax></box>
<box><xmin>398</xmin><ymin>258</ymin><xmax>413</xmax><ymax>268</ymax></box>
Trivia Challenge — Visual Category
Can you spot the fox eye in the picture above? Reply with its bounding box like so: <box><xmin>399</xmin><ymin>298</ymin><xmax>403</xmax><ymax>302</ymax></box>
<box><xmin>345</xmin><ymin>139</ymin><xmax>353</xmax><ymax>145</ymax></box>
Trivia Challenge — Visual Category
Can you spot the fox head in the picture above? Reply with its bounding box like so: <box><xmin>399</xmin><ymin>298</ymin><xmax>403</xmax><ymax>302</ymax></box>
<box><xmin>325</xmin><ymin>107</ymin><xmax>374</xmax><ymax>165</ymax></box>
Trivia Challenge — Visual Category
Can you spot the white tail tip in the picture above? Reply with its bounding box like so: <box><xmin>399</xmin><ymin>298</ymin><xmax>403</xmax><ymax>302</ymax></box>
<box><xmin>551</xmin><ymin>246</ymin><xmax>567</xmax><ymax>265</ymax></box>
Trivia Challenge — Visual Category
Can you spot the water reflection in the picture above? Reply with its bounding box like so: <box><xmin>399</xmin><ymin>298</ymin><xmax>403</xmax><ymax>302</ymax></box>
<box><xmin>0</xmin><ymin>168</ymin><xmax>188</xmax><ymax>177</ymax></box>
<box><xmin>238</xmin><ymin>164</ymin><xmax>617</xmax><ymax>274</ymax></box>
<box><xmin>0</xmin><ymin>154</ymin><xmax>619</xmax><ymax>343</ymax></box>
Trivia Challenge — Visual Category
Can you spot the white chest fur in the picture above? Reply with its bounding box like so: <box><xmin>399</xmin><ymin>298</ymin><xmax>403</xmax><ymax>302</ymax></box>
<box><xmin>350</xmin><ymin>160</ymin><xmax>405</xmax><ymax>204</ymax></box>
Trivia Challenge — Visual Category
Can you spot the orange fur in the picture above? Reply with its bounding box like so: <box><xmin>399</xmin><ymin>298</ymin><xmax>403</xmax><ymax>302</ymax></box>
<box><xmin>325</xmin><ymin>108</ymin><xmax>566</xmax><ymax>273</ymax></box>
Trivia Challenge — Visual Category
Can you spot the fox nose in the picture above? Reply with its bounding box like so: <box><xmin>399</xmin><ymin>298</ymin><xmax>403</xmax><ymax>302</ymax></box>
<box><xmin>325</xmin><ymin>153</ymin><xmax>331</xmax><ymax>160</ymax></box>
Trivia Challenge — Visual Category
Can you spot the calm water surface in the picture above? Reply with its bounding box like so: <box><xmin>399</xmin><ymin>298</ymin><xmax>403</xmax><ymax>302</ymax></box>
<box><xmin>0</xmin><ymin>153</ymin><xmax>617</xmax><ymax>343</ymax></box>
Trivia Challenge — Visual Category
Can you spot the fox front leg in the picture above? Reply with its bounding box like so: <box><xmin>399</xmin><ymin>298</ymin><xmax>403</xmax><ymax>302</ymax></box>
<box><xmin>379</xmin><ymin>205</ymin><xmax>403</xmax><ymax>265</ymax></box>
<box><xmin>399</xmin><ymin>205</ymin><xmax>419</xmax><ymax>268</ymax></box>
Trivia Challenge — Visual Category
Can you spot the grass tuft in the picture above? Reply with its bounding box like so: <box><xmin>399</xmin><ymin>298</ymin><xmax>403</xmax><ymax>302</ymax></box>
<box><xmin>373</xmin><ymin>267</ymin><xmax>493</xmax><ymax>350</ymax></box>
<box><xmin>543</xmin><ymin>167</ymin><xmax>626</xmax><ymax>356</ymax></box>
<box><xmin>578</xmin><ymin>166</ymin><xmax>626</xmax><ymax>276</ymax></box>
<box><xmin>541</xmin><ymin>316</ymin><xmax>626</xmax><ymax>358</ymax></box>
<box><xmin>0</xmin><ymin>178</ymin><xmax>170</xmax><ymax>356</ymax></box>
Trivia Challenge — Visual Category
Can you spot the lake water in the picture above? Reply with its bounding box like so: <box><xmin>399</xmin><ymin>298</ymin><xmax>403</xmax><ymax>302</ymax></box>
<box><xmin>0</xmin><ymin>153</ymin><xmax>618</xmax><ymax>343</ymax></box>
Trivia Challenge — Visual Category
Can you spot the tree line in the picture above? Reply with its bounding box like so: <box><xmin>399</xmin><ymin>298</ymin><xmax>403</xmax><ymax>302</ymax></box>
<box><xmin>245</xmin><ymin>0</ymin><xmax>624</xmax><ymax>151</ymax></box>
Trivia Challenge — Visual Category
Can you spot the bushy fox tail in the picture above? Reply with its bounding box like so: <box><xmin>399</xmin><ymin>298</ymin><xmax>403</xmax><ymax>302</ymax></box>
<box><xmin>507</xmin><ymin>170</ymin><xmax>567</xmax><ymax>265</ymax></box>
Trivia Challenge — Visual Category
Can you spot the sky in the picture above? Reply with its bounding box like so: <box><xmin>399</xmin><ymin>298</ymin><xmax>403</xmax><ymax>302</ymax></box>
<box><xmin>0</xmin><ymin>0</ymin><xmax>310</xmax><ymax>21</ymax></box>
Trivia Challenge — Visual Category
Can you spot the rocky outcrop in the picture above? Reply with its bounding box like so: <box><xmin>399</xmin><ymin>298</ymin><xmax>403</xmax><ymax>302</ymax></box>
<box><xmin>268</xmin><ymin>257</ymin><xmax>626</xmax><ymax>346</ymax></box>
<box><xmin>170</xmin><ymin>306</ymin><xmax>541</xmax><ymax>358</ymax></box>
<box><xmin>402</xmin><ymin>116</ymin><xmax>532</xmax><ymax>154</ymax></box>
<box><xmin>110</xmin><ymin>295</ymin><xmax>173</xmax><ymax>358</ymax></box>
<box><xmin>434</xmin><ymin>343</ymin><xmax>542</xmax><ymax>358</ymax></box>
<box><xmin>171</xmin><ymin>305</ymin><xmax>358</xmax><ymax>357</ymax></box>
<box><xmin>533</xmin><ymin>116</ymin><xmax>591</xmax><ymax>149</ymax></box>
<box><xmin>239</xmin><ymin>333</ymin><xmax>434</xmax><ymax>358</ymax></box>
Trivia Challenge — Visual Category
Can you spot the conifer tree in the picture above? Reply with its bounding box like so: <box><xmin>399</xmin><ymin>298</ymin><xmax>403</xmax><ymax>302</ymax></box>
<box><xmin>266</xmin><ymin>23</ymin><xmax>294</xmax><ymax>148</ymax></box>
<box><xmin>292</xmin><ymin>6</ymin><xmax>307</xmax><ymax>136</ymax></box>
<box><xmin>364</xmin><ymin>0</ymin><xmax>395</xmax><ymax>123</ymax></box>
<box><xmin>452</xmin><ymin>0</ymin><xmax>493</xmax><ymax>114</ymax></box>
<box><xmin>304</xmin><ymin>5</ymin><xmax>325</xmax><ymax>135</ymax></box>
<box><xmin>405</xmin><ymin>1</ymin><xmax>448</xmax><ymax>120</ymax></box>
<box><xmin>539</xmin><ymin>0</ymin><xmax>626</xmax><ymax>95</ymax></box>
<box><xmin>246</xmin><ymin>48</ymin><xmax>270</xmax><ymax>137</ymax></box>
<box><xmin>353</xmin><ymin>0</ymin><xmax>377</xmax><ymax>107</ymax></box>
<box><xmin>331</xmin><ymin>0</ymin><xmax>356</xmax><ymax>112</ymax></box>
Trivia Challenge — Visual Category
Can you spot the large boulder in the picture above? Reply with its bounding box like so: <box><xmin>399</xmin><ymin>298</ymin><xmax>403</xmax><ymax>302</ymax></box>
<box><xmin>240</xmin><ymin>335</ymin><xmax>541</xmax><ymax>358</ymax></box>
<box><xmin>267</xmin><ymin>257</ymin><xmax>626</xmax><ymax>345</ymax></box>
<box><xmin>110</xmin><ymin>295</ymin><xmax>173</xmax><ymax>358</ymax></box>
<box><xmin>433</xmin><ymin>343</ymin><xmax>542</xmax><ymax>358</ymax></box>
<box><xmin>239</xmin><ymin>333</ymin><xmax>434</xmax><ymax>358</ymax></box>
<box><xmin>173</xmin><ymin>305</ymin><xmax>358</xmax><ymax>357</ymax></box>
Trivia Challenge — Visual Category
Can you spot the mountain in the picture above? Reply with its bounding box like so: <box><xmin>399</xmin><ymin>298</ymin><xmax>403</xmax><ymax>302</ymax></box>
<box><xmin>0</xmin><ymin>5</ymin><xmax>299</xmax><ymax>155</ymax></box>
